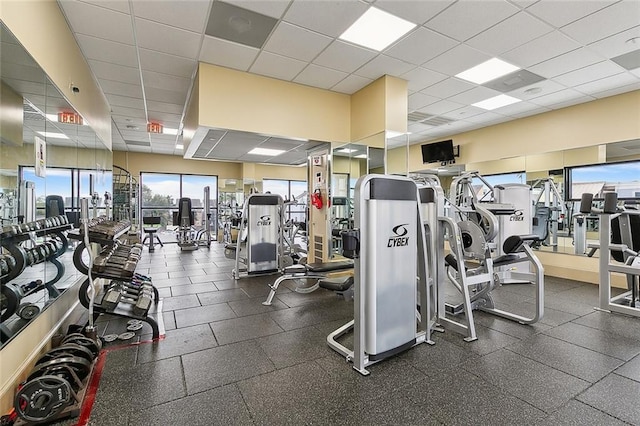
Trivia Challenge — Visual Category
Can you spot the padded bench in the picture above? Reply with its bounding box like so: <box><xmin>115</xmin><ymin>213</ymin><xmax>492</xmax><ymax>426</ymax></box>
<box><xmin>262</xmin><ymin>260</ymin><xmax>354</xmax><ymax>306</ymax></box>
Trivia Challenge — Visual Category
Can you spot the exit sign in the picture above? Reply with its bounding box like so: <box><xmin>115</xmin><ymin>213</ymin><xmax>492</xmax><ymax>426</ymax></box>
<box><xmin>147</xmin><ymin>122</ymin><xmax>163</xmax><ymax>133</ymax></box>
<box><xmin>58</xmin><ymin>112</ymin><xmax>83</xmax><ymax>125</ymax></box>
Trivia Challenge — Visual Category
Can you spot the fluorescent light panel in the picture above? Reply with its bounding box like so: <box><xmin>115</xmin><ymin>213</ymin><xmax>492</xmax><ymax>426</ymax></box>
<box><xmin>37</xmin><ymin>131</ymin><xmax>69</xmax><ymax>139</ymax></box>
<box><xmin>248</xmin><ymin>147</ymin><xmax>285</xmax><ymax>156</ymax></box>
<box><xmin>164</xmin><ymin>127</ymin><xmax>179</xmax><ymax>135</ymax></box>
<box><xmin>472</xmin><ymin>94</ymin><xmax>521</xmax><ymax>110</ymax></box>
<box><xmin>338</xmin><ymin>148</ymin><xmax>356</xmax><ymax>153</ymax></box>
<box><xmin>355</xmin><ymin>154</ymin><xmax>367</xmax><ymax>159</ymax></box>
<box><xmin>339</xmin><ymin>7</ymin><xmax>416</xmax><ymax>51</ymax></box>
<box><xmin>176</xmin><ymin>144</ymin><xmax>184</xmax><ymax>150</ymax></box>
<box><xmin>456</xmin><ymin>58</ymin><xmax>520</xmax><ymax>85</ymax></box>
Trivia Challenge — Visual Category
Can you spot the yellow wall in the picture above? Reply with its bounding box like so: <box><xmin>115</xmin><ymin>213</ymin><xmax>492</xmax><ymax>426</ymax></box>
<box><xmin>113</xmin><ymin>151</ymin><xmax>242</xmax><ymax>180</ymax></box>
<box><xmin>0</xmin><ymin>81</ymin><xmax>23</xmax><ymax>146</ymax></box>
<box><xmin>350</xmin><ymin>76</ymin><xmax>408</xmax><ymax>143</ymax></box>
<box><xmin>254</xmin><ymin>163</ymin><xmax>306</xmax><ymax>181</ymax></box>
<box><xmin>407</xmin><ymin>90</ymin><xmax>640</xmax><ymax>172</ymax></box>
<box><xmin>197</xmin><ymin>63</ymin><xmax>351</xmax><ymax>143</ymax></box>
<box><xmin>0</xmin><ymin>0</ymin><xmax>112</xmax><ymax>148</ymax></box>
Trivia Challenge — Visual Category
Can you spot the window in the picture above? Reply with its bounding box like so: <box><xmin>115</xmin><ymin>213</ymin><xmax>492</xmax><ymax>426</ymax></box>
<box><xmin>566</xmin><ymin>161</ymin><xmax>640</xmax><ymax>201</ymax></box>
<box><xmin>263</xmin><ymin>179</ymin><xmax>307</xmax><ymax>223</ymax></box>
<box><xmin>140</xmin><ymin>172</ymin><xmax>218</xmax><ymax>243</ymax></box>
<box><xmin>471</xmin><ymin>172</ymin><xmax>526</xmax><ymax>201</ymax></box>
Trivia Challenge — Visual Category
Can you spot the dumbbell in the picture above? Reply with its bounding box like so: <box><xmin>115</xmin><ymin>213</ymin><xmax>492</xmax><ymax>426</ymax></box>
<box><xmin>102</xmin><ymin>283</ymin><xmax>153</xmax><ymax>315</ymax></box>
<box><xmin>1</xmin><ymin>254</ymin><xmax>16</xmax><ymax>271</ymax></box>
<box><xmin>17</xmin><ymin>303</ymin><xmax>40</xmax><ymax>320</ymax></box>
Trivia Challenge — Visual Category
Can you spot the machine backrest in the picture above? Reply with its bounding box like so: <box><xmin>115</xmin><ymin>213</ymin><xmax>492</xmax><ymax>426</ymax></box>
<box><xmin>176</xmin><ymin>198</ymin><xmax>194</xmax><ymax>226</ymax></box>
<box><xmin>532</xmin><ymin>206</ymin><xmax>551</xmax><ymax>241</ymax></box>
<box><xmin>45</xmin><ymin>195</ymin><xmax>65</xmax><ymax>217</ymax></box>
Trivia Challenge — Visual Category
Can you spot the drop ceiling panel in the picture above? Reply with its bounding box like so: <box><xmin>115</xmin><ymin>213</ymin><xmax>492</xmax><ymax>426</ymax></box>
<box><xmin>99</xmin><ymin>79</ymin><xmax>143</xmax><ymax>98</ymax></box>
<box><xmin>354</xmin><ymin>54</ymin><xmax>415</xmax><ymax>80</ymax></box>
<box><xmin>146</xmin><ymin>101</ymin><xmax>184</xmax><ymax>115</ymax></box>
<box><xmin>330</xmin><ymin>74</ymin><xmax>372</xmax><ymax>94</ymax></box>
<box><xmin>445</xmin><ymin>105</ymin><xmax>486</xmax><ymax>120</ymax></box>
<box><xmin>138</xmin><ymin>48</ymin><xmax>197</xmax><ymax>78</ymax></box>
<box><xmin>424</xmin><ymin>0</ymin><xmax>519</xmax><ymax>42</ymax></box>
<box><xmin>74</xmin><ymin>34</ymin><xmax>138</xmax><ymax>67</ymax></box>
<box><xmin>374</xmin><ymin>0</ymin><xmax>455</xmax><ymax>25</ymax></box>
<box><xmin>448</xmin><ymin>86</ymin><xmax>501</xmax><ymax>105</ymax></box>
<box><xmin>529</xmin><ymin>88</ymin><xmax>593</xmax><ymax>107</ymax></box>
<box><xmin>462</xmin><ymin>111</ymin><xmax>506</xmax><ymax>124</ymax></box>
<box><xmin>385</xmin><ymin>27</ymin><xmax>458</xmax><ymax>66</ymax></box>
<box><xmin>105</xmin><ymin>93</ymin><xmax>146</xmax><ymax>109</ymax></box>
<box><xmin>144</xmin><ymin>86</ymin><xmax>187</xmax><ymax>105</ymax></box>
<box><xmin>401</xmin><ymin>67</ymin><xmax>448</xmax><ymax>92</ymax></box>
<box><xmin>88</xmin><ymin>60</ymin><xmax>141</xmax><ymax>85</ymax></box>
<box><xmin>134</xmin><ymin>18</ymin><xmax>202</xmax><ymax>59</ymax></box>
<box><xmin>554</xmin><ymin>60</ymin><xmax>625</xmax><ymax>87</ymax></box>
<box><xmin>529</xmin><ymin>47</ymin><xmax>604</xmax><ymax>78</ymax></box>
<box><xmin>506</xmin><ymin>79</ymin><xmax>566</xmax><ymax>100</ymax></box>
<box><xmin>591</xmin><ymin>80</ymin><xmax>640</xmax><ymax>98</ymax></box>
<box><xmin>612</xmin><ymin>49</ymin><xmax>640</xmax><ymax>71</ymax></box>
<box><xmin>294</xmin><ymin>64</ymin><xmax>348</xmax><ymax>90</ymax></box>
<box><xmin>112</xmin><ymin>115</ymin><xmax>146</xmax><ymax>126</ymax></box>
<box><xmin>224</xmin><ymin>0</ymin><xmax>290</xmax><ymax>19</ymax></box>
<box><xmin>283</xmin><ymin>0</ymin><xmax>368</xmax><ymax>38</ymax></box>
<box><xmin>1</xmin><ymin>41</ymin><xmax>40</xmax><ymax>67</ymax></box>
<box><xmin>313</xmin><ymin>41</ymin><xmax>377</xmax><ymax>74</ymax></box>
<box><xmin>263</xmin><ymin>22</ymin><xmax>333</xmax><ymax>62</ymax></box>
<box><xmin>60</xmin><ymin>0</ymin><xmax>134</xmax><ymax>44</ymax></box>
<box><xmin>109</xmin><ymin>106</ymin><xmax>147</xmax><ymax>119</ymax></box>
<box><xmin>574</xmin><ymin>72</ymin><xmax>640</xmax><ymax>95</ymax></box>
<box><xmin>131</xmin><ymin>0</ymin><xmax>210</xmax><ymax>33</ymax></box>
<box><xmin>141</xmin><ymin>70</ymin><xmax>191</xmax><ymax>92</ymax></box>
<box><xmin>561</xmin><ymin>1</ymin><xmax>640</xmax><ymax>45</ymax></box>
<box><xmin>408</xmin><ymin>92</ymin><xmax>440</xmax><ymax>110</ymax></box>
<box><xmin>483</xmin><ymin>69</ymin><xmax>545</xmax><ymax>93</ymax></box>
<box><xmin>422</xmin><ymin>78</ymin><xmax>475</xmax><ymax>99</ymax></box>
<box><xmin>492</xmin><ymin>100</ymin><xmax>542</xmax><ymax>116</ymax></box>
<box><xmin>588</xmin><ymin>26</ymin><xmax>640</xmax><ymax>59</ymax></box>
<box><xmin>500</xmin><ymin>31</ymin><xmax>582</xmax><ymax>68</ymax></box>
<box><xmin>466</xmin><ymin>12</ymin><xmax>553</xmax><ymax>56</ymax></box>
<box><xmin>146</xmin><ymin>111</ymin><xmax>183</xmax><ymax>124</ymax></box>
<box><xmin>250</xmin><ymin>51</ymin><xmax>307</xmax><ymax>81</ymax></box>
<box><xmin>0</xmin><ymin>64</ymin><xmax>47</xmax><ymax>88</ymax></box>
<box><xmin>422</xmin><ymin>44</ymin><xmax>491</xmax><ymax>76</ymax></box>
<box><xmin>417</xmin><ymin>99</ymin><xmax>465</xmax><ymax>116</ymax></box>
<box><xmin>78</xmin><ymin>0</ymin><xmax>130</xmax><ymax>14</ymax></box>
<box><xmin>199</xmin><ymin>36</ymin><xmax>259</xmax><ymax>71</ymax></box>
<box><xmin>408</xmin><ymin>122</ymin><xmax>435</xmax><ymax>133</ymax></box>
<box><xmin>526</xmin><ymin>0</ymin><xmax>615</xmax><ymax>28</ymax></box>
<box><xmin>261</xmin><ymin>136</ymin><xmax>305</xmax><ymax>146</ymax></box>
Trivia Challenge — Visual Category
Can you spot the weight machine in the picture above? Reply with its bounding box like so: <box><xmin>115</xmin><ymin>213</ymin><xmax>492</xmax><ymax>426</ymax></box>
<box><xmin>531</xmin><ymin>178</ymin><xmax>565</xmax><ymax>251</ymax></box>
<box><xmin>327</xmin><ymin>175</ymin><xmax>435</xmax><ymax>375</ymax></box>
<box><xmin>232</xmin><ymin>193</ymin><xmax>284</xmax><ymax>279</ymax></box>
<box><xmin>421</xmin><ymin>173</ymin><xmax>544</xmax><ymax>342</ymax></box>
<box><xmin>580</xmin><ymin>192</ymin><xmax>640</xmax><ymax>317</ymax></box>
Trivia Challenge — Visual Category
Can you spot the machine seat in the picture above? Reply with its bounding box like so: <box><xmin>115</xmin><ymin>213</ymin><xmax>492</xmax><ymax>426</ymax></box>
<box><xmin>305</xmin><ymin>260</ymin><xmax>354</xmax><ymax>273</ymax></box>
<box><xmin>318</xmin><ymin>276</ymin><xmax>354</xmax><ymax>292</ymax></box>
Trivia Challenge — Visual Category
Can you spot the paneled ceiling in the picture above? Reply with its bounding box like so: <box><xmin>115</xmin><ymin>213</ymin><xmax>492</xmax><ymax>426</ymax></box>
<box><xmin>56</xmin><ymin>0</ymin><xmax>640</xmax><ymax>158</ymax></box>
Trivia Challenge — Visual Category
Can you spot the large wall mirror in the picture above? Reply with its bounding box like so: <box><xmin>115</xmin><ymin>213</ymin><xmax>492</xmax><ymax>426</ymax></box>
<box><xmin>0</xmin><ymin>23</ymin><xmax>112</xmax><ymax>346</ymax></box>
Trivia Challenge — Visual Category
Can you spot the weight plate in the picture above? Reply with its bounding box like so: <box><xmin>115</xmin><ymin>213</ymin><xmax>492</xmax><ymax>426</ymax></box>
<box><xmin>127</xmin><ymin>319</ymin><xmax>143</xmax><ymax>325</ymax></box>
<box><xmin>1</xmin><ymin>285</ymin><xmax>19</xmax><ymax>321</ymax></box>
<box><xmin>29</xmin><ymin>356</ymin><xmax>91</xmax><ymax>383</ymax></box>
<box><xmin>102</xmin><ymin>334</ymin><xmax>118</xmax><ymax>343</ymax></box>
<box><xmin>18</xmin><ymin>303</ymin><xmax>40</xmax><ymax>320</ymax></box>
<box><xmin>126</xmin><ymin>322</ymin><xmax>143</xmax><ymax>331</ymax></box>
<box><xmin>14</xmin><ymin>375</ymin><xmax>72</xmax><ymax>423</ymax></box>
<box><xmin>118</xmin><ymin>332</ymin><xmax>135</xmax><ymax>340</ymax></box>
<box><xmin>36</xmin><ymin>343</ymin><xmax>94</xmax><ymax>365</ymax></box>
<box><xmin>62</xmin><ymin>335</ymin><xmax>101</xmax><ymax>357</ymax></box>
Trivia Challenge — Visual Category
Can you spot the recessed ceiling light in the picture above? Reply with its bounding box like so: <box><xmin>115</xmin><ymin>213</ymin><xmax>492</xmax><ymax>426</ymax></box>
<box><xmin>176</xmin><ymin>144</ymin><xmax>184</xmax><ymax>150</ymax></box>
<box><xmin>339</xmin><ymin>7</ymin><xmax>416</xmax><ymax>51</ymax></box>
<box><xmin>164</xmin><ymin>127</ymin><xmax>180</xmax><ymax>135</ymax></box>
<box><xmin>37</xmin><ymin>131</ymin><xmax>69</xmax><ymax>139</ymax></box>
<box><xmin>338</xmin><ymin>148</ymin><xmax>356</xmax><ymax>153</ymax></box>
<box><xmin>248</xmin><ymin>147</ymin><xmax>285</xmax><ymax>156</ymax></box>
<box><xmin>456</xmin><ymin>58</ymin><xmax>520</xmax><ymax>85</ymax></box>
<box><xmin>472</xmin><ymin>94</ymin><xmax>521</xmax><ymax>110</ymax></box>
<box><xmin>355</xmin><ymin>154</ymin><xmax>367</xmax><ymax>159</ymax></box>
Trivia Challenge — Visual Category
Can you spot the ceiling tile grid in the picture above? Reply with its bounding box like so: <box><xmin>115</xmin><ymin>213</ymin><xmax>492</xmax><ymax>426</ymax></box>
<box><xmin>55</xmin><ymin>0</ymin><xmax>640</xmax><ymax>157</ymax></box>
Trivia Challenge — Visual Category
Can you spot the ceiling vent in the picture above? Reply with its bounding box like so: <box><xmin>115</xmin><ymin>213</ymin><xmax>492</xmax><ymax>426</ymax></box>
<box><xmin>205</xmin><ymin>1</ymin><xmax>277</xmax><ymax>49</ymax></box>
<box><xmin>422</xmin><ymin>115</ymin><xmax>456</xmax><ymax>126</ymax></box>
<box><xmin>483</xmin><ymin>69</ymin><xmax>545</xmax><ymax>93</ymax></box>
<box><xmin>611</xmin><ymin>49</ymin><xmax>640</xmax><ymax>71</ymax></box>
<box><xmin>408</xmin><ymin>111</ymin><xmax>431</xmax><ymax>122</ymax></box>
<box><xmin>125</xmin><ymin>140</ymin><xmax>150</xmax><ymax>147</ymax></box>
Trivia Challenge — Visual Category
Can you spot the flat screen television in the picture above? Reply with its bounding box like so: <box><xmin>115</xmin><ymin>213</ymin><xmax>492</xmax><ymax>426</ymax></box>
<box><xmin>421</xmin><ymin>139</ymin><xmax>455</xmax><ymax>163</ymax></box>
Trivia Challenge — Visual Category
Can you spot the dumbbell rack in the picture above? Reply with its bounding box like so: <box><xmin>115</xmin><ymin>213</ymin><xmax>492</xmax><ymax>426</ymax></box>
<box><xmin>69</xmin><ymin>219</ymin><xmax>164</xmax><ymax>339</ymax></box>
<box><xmin>0</xmin><ymin>217</ymin><xmax>73</xmax><ymax>323</ymax></box>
